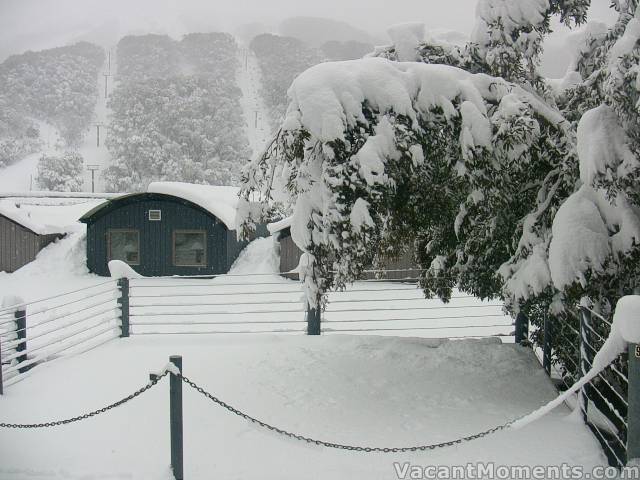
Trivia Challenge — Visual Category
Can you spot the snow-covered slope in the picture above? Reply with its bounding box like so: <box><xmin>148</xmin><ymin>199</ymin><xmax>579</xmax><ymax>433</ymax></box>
<box><xmin>236</xmin><ymin>43</ymin><xmax>273</xmax><ymax>157</ymax></box>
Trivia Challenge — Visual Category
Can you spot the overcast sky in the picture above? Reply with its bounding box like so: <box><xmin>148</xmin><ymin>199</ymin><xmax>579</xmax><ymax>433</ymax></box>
<box><xmin>0</xmin><ymin>0</ymin><xmax>619</xmax><ymax>74</ymax></box>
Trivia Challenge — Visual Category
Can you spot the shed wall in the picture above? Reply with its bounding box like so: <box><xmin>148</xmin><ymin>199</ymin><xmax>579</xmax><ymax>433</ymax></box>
<box><xmin>0</xmin><ymin>215</ymin><xmax>62</xmax><ymax>273</ymax></box>
<box><xmin>86</xmin><ymin>198</ymin><xmax>228</xmax><ymax>277</ymax></box>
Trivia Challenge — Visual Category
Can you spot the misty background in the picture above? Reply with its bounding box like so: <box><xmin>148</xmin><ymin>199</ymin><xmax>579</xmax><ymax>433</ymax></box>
<box><xmin>0</xmin><ymin>0</ymin><xmax>618</xmax><ymax>77</ymax></box>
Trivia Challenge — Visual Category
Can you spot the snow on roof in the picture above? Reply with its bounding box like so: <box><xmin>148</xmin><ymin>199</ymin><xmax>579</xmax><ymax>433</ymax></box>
<box><xmin>147</xmin><ymin>182</ymin><xmax>240</xmax><ymax>230</ymax></box>
<box><xmin>0</xmin><ymin>199</ymin><xmax>102</xmax><ymax>235</ymax></box>
<box><xmin>267</xmin><ymin>216</ymin><xmax>293</xmax><ymax>234</ymax></box>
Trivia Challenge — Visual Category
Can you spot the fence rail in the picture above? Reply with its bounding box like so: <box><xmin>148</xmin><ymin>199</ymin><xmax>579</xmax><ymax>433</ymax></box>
<box><xmin>1</xmin><ymin>270</ymin><xmax>513</xmax><ymax>390</ymax></box>
<box><xmin>516</xmin><ymin>304</ymin><xmax>633</xmax><ymax>468</ymax></box>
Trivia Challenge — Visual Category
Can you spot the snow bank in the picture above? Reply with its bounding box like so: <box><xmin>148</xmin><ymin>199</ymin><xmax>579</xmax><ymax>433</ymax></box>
<box><xmin>108</xmin><ymin>260</ymin><xmax>143</xmax><ymax>280</ymax></box>
<box><xmin>147</xmin><ymin>182</ymin><xmax>240</xmax><ymax>230</ymax></box>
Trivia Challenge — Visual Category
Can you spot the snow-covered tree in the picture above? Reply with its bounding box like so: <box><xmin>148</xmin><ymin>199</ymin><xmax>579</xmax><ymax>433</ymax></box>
<box><xmin>238</xmin><ymin>59</ymin><xmax>574</xmax><ymax>308</ymax></box>
<box><xmin>250</xmin><ymin>34</ymin><xmax>324</xmax><ymax>125</ymax></box>
<box><xmin>502</xmin><ymin>2</ymin><xmax>640</xmax><ymax>322</ymax></box>
<box><xmin>104</xmin><ymin>34</ymin><xmax>250</xmax><ymax>191</ymax></box>
<box><xmin>36</xmin><ymin>151</ymin><xmax>84</xmax><ymax>192</ymax></box>
<box><xmin>0</xmin><ymin>42</ymin><xmax>103</xmax><ymax>152</ymax></box>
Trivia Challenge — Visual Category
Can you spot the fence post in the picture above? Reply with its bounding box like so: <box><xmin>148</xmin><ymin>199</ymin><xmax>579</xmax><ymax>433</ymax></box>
<box><xmin>117</xmin><ymin>278</ymin><xmax>130</xmax><ymax>338</ymax></box>
<box><xmin>170</xmin><ymin>355</ymin><xmax>184</xmax><ymax>480</ymax></box>
<box><xmin>514</xmin><ymin>312</ymin><xmax>529</xmax><ymax>345</ymax></box>
<box><xmin>0</xmin><ymin>339</ymin><xmax>3</xmax><ymax>395</ymax></box>
<box><xmin>542</xmin><ymin>313</ymin><xmax>553</xmax><ymax>376</ymax></box>
<box><xmin>306</xmin><ymin>303</ymin><xmax>321</xmax><ymax>336</ymax></box>
<box><xmin>628</xmin><ymin>343</ymin><xmax>640</xmax><ymax>463</ymax></box>
<box><xmin>579</xmin><ymin>307</ymin><xmax>593</xmax><ymax>423</ymax></box>
<box><xmin>15</xmin><ymin>308</ymin><xmax>27</xmax><ymax>374</ymax></box>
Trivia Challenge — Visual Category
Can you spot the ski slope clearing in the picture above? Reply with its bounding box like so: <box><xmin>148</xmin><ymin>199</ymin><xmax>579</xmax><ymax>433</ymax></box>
<box><xmin>0</xmin><ymin>335</ymin><xmax>607</xmax><ymax>480</ymax></box>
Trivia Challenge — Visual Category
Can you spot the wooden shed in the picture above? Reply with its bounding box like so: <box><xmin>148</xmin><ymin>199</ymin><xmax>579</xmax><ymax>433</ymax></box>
<box><xmin>0</xmin><ymin>201</ymin><xmax>65</xmax><ymax>273</ymax></box>
<box><xmin>269</xmin><ymin>217</ymin><xmax>419</xmax><ymax>280</ymax></box>
<box><xmin>80</xmin><ymin>182</ymin><xmax>264</xmax><ymax>277</ymax></box>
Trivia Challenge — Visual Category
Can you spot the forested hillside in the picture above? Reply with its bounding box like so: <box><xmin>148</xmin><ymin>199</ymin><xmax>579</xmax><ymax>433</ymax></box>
<box><xmin>250</xmin><ymin>34</ymin><xmax>324</xmax><ymax>125</ymax></box>
<box><xmin>104</xmin><ymin>33</ymin><xmax>249</xmax><ymax>192</ymax></box>
<box><xmin>0</xmin><ymin>42</ymin><xmax>104</xmax><ymax>167</ymax></box>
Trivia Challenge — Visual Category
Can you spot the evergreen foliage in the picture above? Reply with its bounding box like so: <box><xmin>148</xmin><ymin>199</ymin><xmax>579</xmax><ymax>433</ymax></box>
<box><xmin>0</xmin><ymin>42</ymin><xmax>104</xmax><ymax>157</ymax></box>
<box><xmin>250</xmin><ymin>34</ymin><xmax>324</xmax><ymax>125</ymax></box>
<box><xmin>36</xmin><ymin>150</ymin><xmax>84</xmax><ymax>192</ymax></box>
<box><xmin>104</xmin><ymin>33</ymin><xmax>250</xmax><ymax>191</ymax></box>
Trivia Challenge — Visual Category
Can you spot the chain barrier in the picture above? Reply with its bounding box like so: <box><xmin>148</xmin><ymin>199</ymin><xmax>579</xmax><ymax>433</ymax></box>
<box><xmin>0</xmin><ymin>371</ymin><xmax>169</xmax><ymax>429</ymax></box>
<box><xmin>180</xmin><ymin>374</ymin><xmax>523</xmax><ymax>453</ymax></box>
<box><xmin>0</xmin><ymin>369</ymin><xmax>529</xmax><ymax>451</ymax></box>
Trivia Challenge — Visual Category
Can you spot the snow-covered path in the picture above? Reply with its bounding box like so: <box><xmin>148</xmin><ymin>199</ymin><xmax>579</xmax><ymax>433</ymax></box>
<box><xmin>236</xmin><ymin>43</ymin><xmax>273</xmax><ymax>157</ymax></box>
<box><xmin>78</xmin><ymin>48</ymin><xmax>116</xmax><ymax>193</ymax></box>
<box><xmin>0</xmin><ymin>335</ymin><xmax>607</xmax><ymax>480</ymax></box>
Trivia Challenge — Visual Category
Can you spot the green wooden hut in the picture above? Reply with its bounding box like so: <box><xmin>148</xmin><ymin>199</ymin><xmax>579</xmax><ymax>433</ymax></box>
<box><xmin>80</xmin><ymin>183</ymin><xmax>262</xmax><ymax>277</ymax></box>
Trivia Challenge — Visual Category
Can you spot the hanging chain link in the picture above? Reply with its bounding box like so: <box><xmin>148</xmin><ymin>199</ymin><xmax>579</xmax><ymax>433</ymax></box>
<box><xmin>0</xmin><ymin>371</ymin><xmax>169</xmax><ymax>429</ymax></box>
<box><xmin>180</xmin><ymin>374</ymin><xmax>523</xmax><ymax>453</ymax></box>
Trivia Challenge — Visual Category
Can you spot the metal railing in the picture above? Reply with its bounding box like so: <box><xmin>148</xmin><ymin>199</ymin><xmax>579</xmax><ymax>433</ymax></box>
<box><xmin>516</xmin><ymin>305</ymin><xmax>631</xmax><ymax>468</ymax></box>
<box><xmin>0</xmin><ymin>269</ymin><xmax>513</xmax><ymax>391</ymax></box>
<box><xmin>0</xmin><ymin>280</ymin><xmax>121</xmax><ymax>389</ymax></box>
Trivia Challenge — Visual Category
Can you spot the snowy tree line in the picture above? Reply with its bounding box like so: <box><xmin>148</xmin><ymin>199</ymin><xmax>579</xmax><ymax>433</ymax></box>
<box><xmin>0</xmin><ymin>42</ymin><xmax>104</xmax><ymax>167</ymax></box>
<box><xmin>104</xmin><ymin>33</ymin><xmax>250</xmax><ymax>192</ymax></box>
<box><xmin>241</xmin><ymin>0</ymin><xmax>640</xmax><ymax>378</ymax></box>
<box><xmin>250</xmin><ymin>34</ymin><xmax>373</xmax><ymax>126</ymax></box>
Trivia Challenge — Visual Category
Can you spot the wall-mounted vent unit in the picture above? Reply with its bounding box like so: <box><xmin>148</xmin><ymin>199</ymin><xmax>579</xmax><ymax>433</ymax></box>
<box><xmin>148</xmin><ymin>210</ymin><xmax>162</xmax><ymax>221</ymax></box>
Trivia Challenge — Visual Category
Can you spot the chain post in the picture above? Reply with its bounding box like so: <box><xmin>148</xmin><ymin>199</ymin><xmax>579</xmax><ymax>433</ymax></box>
<box><xmin>579</xmin><ymin>306</ymin><xmax>593</xmax><ymax>423</ymax></box>
<box><xmin>628</xmin><ymin>343</ymin><xmax>640</xmax><ymax>463</ymax></box>
<box><xmin>15</xmin><ymin>308</ymin><xmax>27</xmax><ymax>374</ymax></box>
<box><xmin>170</xmin><ymin>356</ymin><xmax>184</xmax><ymax>480</ymax></box>
<box><xmin>542</xmin><ymin>313</ymin><xmax>553</xmax><ymax>376</ymax></box>
<box><xmin>514</xmin><ymin>312</ymin><xmax>529</xmax><ymax>345</ymax></box>
<box><xmin>117</xmin><ymin>278</ymin><xmax>130</xmax><ymax>337</ymax></box>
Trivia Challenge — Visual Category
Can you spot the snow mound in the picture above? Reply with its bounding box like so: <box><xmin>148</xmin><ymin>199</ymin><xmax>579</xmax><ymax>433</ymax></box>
<box><xmin>577</xmin><ymin>105</ymin><xmax>638</xmax><ymax>186</ymax></box>
<box><xmin>229</xmin><ymin>237</ymin><xmax>280</xmax><ymax>276</ymax></box>
<box><xmin>147</xmin><ymin>182</ymin><xmax>240</xmax><ymax>230</ymax></box>
<box><xmin>386</xmin><ymin>23</ymin><xmax>425</xmax><ymax>61</ymax></box>
<box><xmin>108</xmin><ymin>260</ymin><xmax>143</xmax><ymax>280</ymax></box>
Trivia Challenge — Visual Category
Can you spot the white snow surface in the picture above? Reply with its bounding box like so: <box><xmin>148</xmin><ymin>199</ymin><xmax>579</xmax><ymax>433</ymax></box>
<box><xmin>108</xmin><ymin>260</ymin><xmax>143</xmax><ymax>280</ymax></box>
<box><xmin>0</xmin><ymin>335</ymin><xmax>607</xmax><ymax>479</ymax></box>
<box><xmin>147</xmin><ymin>182</ymin><xmax>240</xmax><ymax>230</ymax></box>
<box><xmin>236</xmin><ymin>44</ymin><xmax>273</xmax><ymax>157</ymax></box>
<box><xmin>549</xmin><ymin>184</ymin><xmax>640</xmax><ymax>290</ymax></box>
<box><xmin>0</xmin><ymin>199</ymin><xmax>103</xmax><ymax>235</ymax></box>
<box><xmin>577</xmin><ymin>105</ymin><xmax>638</xmax><ymax>186</ymax></box>
<box><xmin>549</xmin><ymin>104</ymin><xmax>640</xmax><ymax>291</ymax></box>
<box><xmin>266</xmin><ymin>216</ymin><xmax>293</xmax><ymax>234</ymax></box>
<box><xmin>612</xmin><ymin>295</ymin><xmax>640</xmax><ymax>344</ymax></box>
<box><xmin>283</xmin><ymin>58</ymin><xmax>563</xmax><ymax>145</ymax></box>
<box><xmin>386</xmin><ymin>23</ymin><xmax>425</xmax><ymax>62</ymax></box>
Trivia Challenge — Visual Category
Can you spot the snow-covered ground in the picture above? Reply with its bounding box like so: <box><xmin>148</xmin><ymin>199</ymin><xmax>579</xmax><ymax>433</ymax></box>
<box><xmin>236</xmin><ymin>44</ymin><xmax>273</xmax><ymax>157</ymax></box>
<box><xmin>0</xmin><ymin>334</ymin><xmax>607</xmax><ymax>479</ymax></box>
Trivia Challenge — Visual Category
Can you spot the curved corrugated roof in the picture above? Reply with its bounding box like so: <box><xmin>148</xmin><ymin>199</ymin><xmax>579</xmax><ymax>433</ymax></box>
<box><xmin>79</xmin><ymin>183</ymin><xmax>241</xmax><ymax>231</ymax></box>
